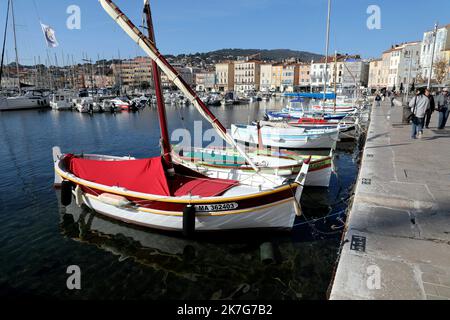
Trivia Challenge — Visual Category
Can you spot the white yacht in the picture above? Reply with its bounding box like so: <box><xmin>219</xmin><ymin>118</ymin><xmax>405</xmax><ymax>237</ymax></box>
<box><xmin>0</xmin><ymin>90</ymin><xmax>49</xmax><ymax>111</ymax></box>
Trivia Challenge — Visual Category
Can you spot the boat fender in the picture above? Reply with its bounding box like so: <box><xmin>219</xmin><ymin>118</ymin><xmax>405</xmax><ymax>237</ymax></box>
<box><xmin>182</xmin><ymin>205</ymin><xmax>196</xmax><ymax>237</ymax></box>
<box><xmin>75</xmin><ymin>185</ymin><xmax>83</xmax><ymax>207</ymax></box>
<box><xmin>61</xmin><ymin>180</ymin><xmax>73</xmax><ymax>206</ymax></box>
<box><xmin>260</xmin><ymin>242</ymin><xmax>275</xmax><ymax>265</ymax></box>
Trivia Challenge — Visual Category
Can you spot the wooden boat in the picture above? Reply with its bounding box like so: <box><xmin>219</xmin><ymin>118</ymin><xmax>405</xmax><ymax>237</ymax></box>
<box><xmin>287</xmin><ymin>117</ymin><xmax>357</xmax><ymax>132</ymax></box>
<box><xmin>53</xmin><ymin>0</ymin><xmax>311</xmax><ymax>234</ymax></box>
<box><xmin>171</xmin><ymin>146</ymin><xmax>333</xmax><ymax>187</ymax></box>
<box><xmin>266</xmin><ymin>110</ymin><xmax>351</xmax><ymax>121</ymax></box>
<box><xmin>231</xmin><ymin>122</ymin><xmax>339</xmax><ymax>149</ymax></box>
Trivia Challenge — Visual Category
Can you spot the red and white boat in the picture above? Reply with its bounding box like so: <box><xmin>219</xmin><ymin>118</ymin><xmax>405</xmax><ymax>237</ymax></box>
<box><xmin>53</xmin><ymin>0</ymin><xmax>310</xmax><ymax>234</ymax></box>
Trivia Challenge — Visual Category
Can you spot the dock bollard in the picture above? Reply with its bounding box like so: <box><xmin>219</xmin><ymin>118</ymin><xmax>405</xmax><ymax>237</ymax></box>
<box><xmin>260</xmin><ymin>242</ymin><xmax>275</xmax><ymax>264</ymax></box>
<box><xmin>182</xmin><ymin>205</ymin><xmax>196</xmax><ymax>237</ymax></box>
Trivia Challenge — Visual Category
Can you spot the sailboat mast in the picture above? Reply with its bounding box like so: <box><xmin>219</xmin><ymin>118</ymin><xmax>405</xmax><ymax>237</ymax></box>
<box><xmin>333</xmin><ymin>50</ymin><xmax>337</xmax><ymax>111</ymax></box>
<box><xmin>143</xmin><ymin>0</ymin><xmax>173</xmax><ymax>170</ymax></box>
<box><xmin>10</xmin><ymin>0</ymin><xmax>21</xmax><ymax>94</ymax></box>
<box><xmin>323</xmin><ymin>0</ymin><xmax>331</xmax><ymax>101</ymax></box>
<box><xmin>0</xmin><ymin>0</ymin><xmax>11</xmax><ymax>91</ymax></box>
<box><xmin>99</xmin><ymin>0</ymin><xmax>259</xmax><ymax>172</ymax></box>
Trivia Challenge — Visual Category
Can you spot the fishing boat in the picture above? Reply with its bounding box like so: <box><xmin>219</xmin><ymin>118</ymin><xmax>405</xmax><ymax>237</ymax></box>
<box><xmin>171</xmin><ymin>146</ymin><xmax>334</xmax><ymax>187</ymax></box>
<box><xmin>287</xmin><ymin>117</ymin><xmax>357</xmax><ymax>132</ymax></box>
<box><xmin>266</xmin><ymin>109</ymin><xmax>352</xmax><ymax>121</ymax></box>
<box><xmin>231</xmin><ymin>122</ymin><xmax>339</xmax><ymax>149</ymax></box>
<box><xmin>53</xmin><ymin>0</ymin><xmax>311</xmax><ymax>234</ymax></box>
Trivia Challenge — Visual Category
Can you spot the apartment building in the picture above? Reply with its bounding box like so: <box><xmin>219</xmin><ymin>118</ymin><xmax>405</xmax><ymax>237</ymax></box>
<box><xmin>310</xmin><ymin>56</ymin><xmax>343</xmax><ymax>90</ymax></box>
<box><xmin>111</xmin><ymin>56</ymin><xmax>153</xmax><ymax>89</ymax></box>
<box><xmin>215</xmin><ymin>62</ymin><xmax>235</xmax><ymax>92</ymax></box>
<box><xmin>297</xmin><ymin>63</ymin><xmax>311</xmax><ymax>88</ymax></box>
<box><xmin>270</xmin><ymin>64</ymin><xmax>283</xmax><ymax>91</ymax></box>
<box><xmin>420</xmin><ymin>24</ymin><xmax>450</xmax><ymax>80</ymax></box>
<box><xmin>368</xmin><ymin>58</ymin><xmax>383</xmax><ymax>89</ymax></box>
<box><xmin>195</xmin><ymin>71</ymin><xmax>216</xmax><ymax>92</ymax></box>
<box><xmin>260</xmin><ymin>64</ymin><xmax>272</xmax><ymax>92</ymax></box>
<box><xmin>281</xmin><ymin>64</ymin><xmax>298</xmax><ymax>92</ymax></box>
<box><xmin>234</xmin><ymin>60</ymin><xmax>261</xmax><ymax>92</ymax></box>
<box><xmin>342</xmin><ymin>59</ymin><xmax>369</xmax><ymax>89</ymax></box>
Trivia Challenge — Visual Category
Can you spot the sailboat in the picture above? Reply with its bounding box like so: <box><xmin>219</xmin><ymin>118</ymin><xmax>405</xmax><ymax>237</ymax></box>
<box><xmin>53</xmin><ymin>0</ymin><xmax>310</xmax><ymax>234</ymax></box>
<box><xmin>0</xmin><ymin>0</ymin><xmax>49</xmax><ymax>111</ymax></box>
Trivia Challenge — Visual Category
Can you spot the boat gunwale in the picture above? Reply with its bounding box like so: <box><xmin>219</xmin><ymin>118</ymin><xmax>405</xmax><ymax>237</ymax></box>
<box><xmin>55</xmin><ymin>157</ymin><xmax>300</xmax><ymax>204</ymax></box>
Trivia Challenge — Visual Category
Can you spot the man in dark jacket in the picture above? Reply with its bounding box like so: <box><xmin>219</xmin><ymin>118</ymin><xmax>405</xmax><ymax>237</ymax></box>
<box><xmin>424</xmin><ymin>88</ymin><xmax>435</xmax><ymax>129</ymax></box>
<box><xmin>436</xmin><ymin>88</ymin><xmax>449</xmax><ymax>129</ymax></box>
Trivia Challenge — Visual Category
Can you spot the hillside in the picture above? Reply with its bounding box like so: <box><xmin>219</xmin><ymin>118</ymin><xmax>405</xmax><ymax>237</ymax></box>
<box><xmin>173</xmin><ymin>48</ymin><xmax>324</xmax><ymax>63</ymax></box>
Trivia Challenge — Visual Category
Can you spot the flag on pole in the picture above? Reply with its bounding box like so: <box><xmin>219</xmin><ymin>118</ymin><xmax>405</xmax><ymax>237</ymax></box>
<box><xmin>40</xmin><ymin>23</ymin><xmax>59</xmax><ymax>48</ymax></box>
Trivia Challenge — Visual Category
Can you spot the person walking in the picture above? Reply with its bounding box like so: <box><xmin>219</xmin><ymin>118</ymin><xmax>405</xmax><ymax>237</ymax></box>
<box><xmin>424</xmin><ymin>88</ymin><xmax>435</xmax><ymax>129</ymax></box>
<box><xmin>409</xmin><ymin>88</ymin><xmax>430</xmax><ymax>139</ymax></box>
<box><xmin>375</xmin><ymin>93</ymin><xmax>381</xmax><ymax>107</ymax></box>
<box><xmin>390</xmin><ymin>92</ymin><xmax>396</xmax><ymax>107</ymax></box>
<box><xmin>436</xmin><ymin>88</ymin><xmax>449</xmax><ymax>129</ymax></box>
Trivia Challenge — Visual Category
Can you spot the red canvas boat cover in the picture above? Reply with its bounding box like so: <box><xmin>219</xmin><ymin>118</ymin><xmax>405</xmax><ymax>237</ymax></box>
<box><xmin>64</xmin><ymin>155</ymin><xmax>238</xmax><ymax>197</ymax></box>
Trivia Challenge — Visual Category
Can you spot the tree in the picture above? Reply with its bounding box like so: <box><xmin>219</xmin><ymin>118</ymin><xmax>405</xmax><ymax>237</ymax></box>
<box><xmin>433</xmin><ymin>58</ymin><xmax>449</xmax><ymax>84</ymax></box>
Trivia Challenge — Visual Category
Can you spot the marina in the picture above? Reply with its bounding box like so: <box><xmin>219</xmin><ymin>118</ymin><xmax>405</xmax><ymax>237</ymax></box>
<box><xmin>0</xmin><ymin>0</ymin><xmax>449</xmax><ymax>305</ymax></box>
<box><xmin>0</xmin><ymin>97</ymin><xmax>365</xmax><ymax>299</ymax></box>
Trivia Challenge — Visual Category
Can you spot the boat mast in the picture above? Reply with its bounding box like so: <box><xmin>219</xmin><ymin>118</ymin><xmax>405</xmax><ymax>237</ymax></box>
<box><xmin>333</xmin><ymin>50</ymin><xmax>337</xmax><ymax>112</ymax></box>
<box><xmin>10</xmin><ymin>0</ymin><xmax>21</xmax><ymax>94</ymax></box>
<box><xmin>0</xmin><ymin>0</ymin><xmax>11</xmax><ymax>91</ymax></box>
<box><xmin>143</xmin><ymin>0</ymin><xmax>173</xmax><ymax>172</ymax></box>
<box><xmin>323</xmin><ymin>0</ymin><xmax>331</xmax><ymax>101</ymax></box>
<box><xmin>99</xmin><ymin>0</ymin><xmax>259</xmax><ymax>172</ymax></box>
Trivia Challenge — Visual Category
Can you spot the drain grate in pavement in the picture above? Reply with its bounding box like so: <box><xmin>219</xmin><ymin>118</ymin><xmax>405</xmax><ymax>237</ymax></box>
<box><xmin>350</xmin><ymin>235</ymin><xmax>366</xmax><ymax>252</ymax></box>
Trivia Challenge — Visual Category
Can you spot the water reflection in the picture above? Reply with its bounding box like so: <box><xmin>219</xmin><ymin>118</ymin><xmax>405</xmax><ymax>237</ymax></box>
<box><xmin>58</xmin><ymin>190</ymin><xmax>344</xmax><ymax>299</ymax></box>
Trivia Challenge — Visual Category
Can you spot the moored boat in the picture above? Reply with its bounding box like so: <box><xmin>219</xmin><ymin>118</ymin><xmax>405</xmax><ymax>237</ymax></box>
<box><xmin>171</xmin><ymin>146</ymin><xmax>333</xmax><ymax>187</ymax></box>
<box><xmin>231</xmin><ymin>123</ymin><xmax>339</xmax><ymax>149</ymax></box>
<box><xmin>53</xmin><ymin>0</ymin><xmax>313</xmax><ymax>234</ymax></box>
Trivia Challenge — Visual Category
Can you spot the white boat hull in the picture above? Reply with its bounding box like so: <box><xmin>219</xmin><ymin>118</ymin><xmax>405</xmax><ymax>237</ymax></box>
<box><xmin>0</xmin><ymin>96</ymin><xmax>49</xmax><ymax>111</ymax></box>
<box><xmin>231</xmin><ymin>124</ymin><xmax>339</xmax><ymax>149</ymax></box>
<box><xmin>82</xmin><ymin>192</ymin><xmax>297</xmax><ymax>231</ymax></box>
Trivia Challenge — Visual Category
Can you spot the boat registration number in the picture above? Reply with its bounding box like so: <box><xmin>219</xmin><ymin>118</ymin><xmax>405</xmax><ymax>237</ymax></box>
<box><xmin>195</xmin><ymin>202</ymin><xmax>239</xmax><ymax>212</ymax></box>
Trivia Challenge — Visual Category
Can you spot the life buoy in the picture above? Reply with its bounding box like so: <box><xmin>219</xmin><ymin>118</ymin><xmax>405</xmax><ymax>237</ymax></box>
<box><xmin>182</xmin><ymin>205</ymin><xmax>196</xmax><ymax>237</ymax></box>
<box><xmin>61</xmin><ymin>180</ymin><xmax>73</xmax><ymax>206</ymax></box>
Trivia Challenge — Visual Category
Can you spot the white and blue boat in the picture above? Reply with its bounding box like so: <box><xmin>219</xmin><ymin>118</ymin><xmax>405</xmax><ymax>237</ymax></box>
<box><xmin>231</xmin><ymin>123</ymin><xmax>339</xmax><ymax>149</ymax></box>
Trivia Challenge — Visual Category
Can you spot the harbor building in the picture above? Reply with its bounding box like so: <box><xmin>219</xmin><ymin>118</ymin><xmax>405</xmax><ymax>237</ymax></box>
<box><xmin>214</xmin><ymin>62</ymin><xmax>235</xmax><ymax>92</ymax></box>
<box><xmin>386</xmin><ymin>42</ymin><xmax>421</xmax><ymax>90</ymax></box>
<box><xmin>420</xmin><ymin>24</ymin><xmax>450</xmax><ymax>81</ymax></box>
<box><xmin>281</xmin><ymin>64</ymin><xmax>299</xmax><ymax>92</ymax></box>
<box><xmin>259</xmin><ymin>64</ymin><xmax>272</xmax><ymax>92</ymax></box>
<box><xmin>270</xmin><ymin>64</ymin><xmax>283</xmax><ymax>91</ymax></box>
<box><xmin>195</xmin><ymin>71</ymin><xmax>216</xmax><ymax>92</ymax></box>
<box><xmin>341</xmin><ymin>58</ymin><xmax>370</xmax><ymax>93</ymax></box>
<box><xmin>234</xmin><ymin>60</ymin><xmax>261</xmax><ymax>93</ymax></box>
<box><xmin>297</xmin><ymin>63</ymin><xmax>311</xmax><ymax>90</ymax></box>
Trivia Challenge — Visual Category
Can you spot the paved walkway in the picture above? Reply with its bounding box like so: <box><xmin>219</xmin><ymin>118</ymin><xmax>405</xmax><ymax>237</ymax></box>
<box><xmin>330</xmin><ymin>99</ymin><xmax>450</xmax><ymax>300</ymax></box>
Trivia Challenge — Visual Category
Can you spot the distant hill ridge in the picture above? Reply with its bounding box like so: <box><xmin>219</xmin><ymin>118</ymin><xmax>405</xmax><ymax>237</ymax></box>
<box><xmin>173</xmin><ymin>48</ymin><xmax>324</xmax><ymax>62</ymax></box>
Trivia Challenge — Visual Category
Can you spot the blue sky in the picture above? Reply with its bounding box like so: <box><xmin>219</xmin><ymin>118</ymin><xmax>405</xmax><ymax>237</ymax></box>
<box><xmin>1</xmin><ymin>0</ymin><xmax>449</xmax><ymax>66</ymax></box>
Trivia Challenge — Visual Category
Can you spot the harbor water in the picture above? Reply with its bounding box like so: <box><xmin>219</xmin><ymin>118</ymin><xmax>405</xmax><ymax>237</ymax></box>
<box><xmin>0</xmin><ymin>98</ymin><xmax>363</xmax><ymax>299</ymax></box>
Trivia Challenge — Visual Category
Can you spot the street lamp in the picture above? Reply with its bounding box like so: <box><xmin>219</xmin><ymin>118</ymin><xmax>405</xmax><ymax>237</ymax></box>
<box><xmin>427</xmin><ymin>23</ymin><xmax>438</xmax><ymax>89</ymax></box>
